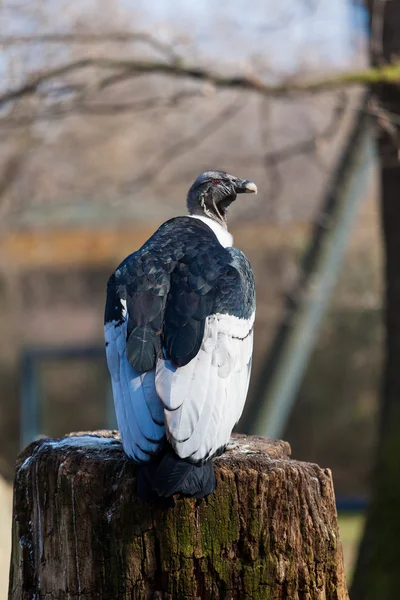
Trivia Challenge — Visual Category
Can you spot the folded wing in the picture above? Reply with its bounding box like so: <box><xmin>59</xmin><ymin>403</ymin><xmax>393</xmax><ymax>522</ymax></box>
<box><xmin>156</xmin><ymin>311</ymin><xmax>254</xmax><ymax>462</ymax></box>
<box><xmin>104</xmin><ymin>217</ymin><xmax>233</xmax><ymax>463</ymax></box>
<box><xmin>156</xmin><ymin>245</ymin><xmax>256</xmax><ymax>463</ymax></box>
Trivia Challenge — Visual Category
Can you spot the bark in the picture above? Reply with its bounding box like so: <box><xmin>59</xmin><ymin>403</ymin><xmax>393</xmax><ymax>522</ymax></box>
<box><xmin>8</xmin><ymin>431</ymin><xmax>348</xmax><ymax>600</ymax></box>
<box><xmin>351</xmin><ymin>160</ymin><xmax>400</xmax><ymax>600</ymax></box>
<box><xmin>351</xmin><ymin>2</ymin><xmax>400</xmax><ymax>598</ymax></box>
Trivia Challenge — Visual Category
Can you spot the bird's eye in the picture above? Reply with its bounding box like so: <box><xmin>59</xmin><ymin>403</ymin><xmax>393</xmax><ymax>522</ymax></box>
<box><xmin>213</xmin><ymin>179</ymin><xmax>221</xmax><ymax>185</ymax></box>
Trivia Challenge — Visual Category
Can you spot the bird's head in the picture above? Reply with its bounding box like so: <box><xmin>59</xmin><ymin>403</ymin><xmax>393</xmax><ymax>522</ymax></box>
<box><xmin>187</xmin><ymin>170</ymin><xmax>257</xmax><ymax>228</ymax></box>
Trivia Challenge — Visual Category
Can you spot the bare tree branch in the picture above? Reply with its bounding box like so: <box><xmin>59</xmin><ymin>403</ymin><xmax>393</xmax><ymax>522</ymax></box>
<box><xmin>223</xmin><ymin>91</ymin><xmax>348</xmax><ymax>170</ymax></box>
<box><xmin>3</xmin><ymin>57</ymin><xmax>400</xmax><ymax>112</ymax></box>
<box><xmin>0</xmin><ymin>89</ymin><xmax>206</xmax><ymax>131</ymax></box>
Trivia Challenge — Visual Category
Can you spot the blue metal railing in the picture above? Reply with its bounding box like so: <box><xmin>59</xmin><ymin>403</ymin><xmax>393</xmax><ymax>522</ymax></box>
<box><xmin>19</xmin><ymin>345</ymin><xmax>115</xmax><ymax>448</ymax></box>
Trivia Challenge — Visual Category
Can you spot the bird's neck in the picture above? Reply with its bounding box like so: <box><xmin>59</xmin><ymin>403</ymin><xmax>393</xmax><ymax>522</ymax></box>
<box><xmin>189</xmin><ymin>202</ymin><xmax>228</xmax><ymax>225</ymax></box>
<box><xmin>188</xmin><ymin>214</ymin><xmax>233</xmax><ymax>248</ymax></box>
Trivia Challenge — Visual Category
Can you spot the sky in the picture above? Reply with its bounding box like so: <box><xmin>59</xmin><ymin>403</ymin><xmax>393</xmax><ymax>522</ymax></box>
<box><xmin>122</xmin><ymin>0</ymin><xmax>367</xmax><ymax>76</ymax></box>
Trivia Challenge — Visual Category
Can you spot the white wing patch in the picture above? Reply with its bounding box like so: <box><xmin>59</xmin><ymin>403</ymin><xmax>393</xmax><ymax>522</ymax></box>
<box><xmin>120</xmin><ymin>298</ymin><xmax>128</xmax><ymax>319</ymax></box>
<box><xmin>155</xmin><ymin>312</ymin><xmax>254</xmax><ymax>462</ymax></box>
<box><xmin>104</xmin><ymin>320</ymin><xmax>165</xmax><ymax>462</ymax></box>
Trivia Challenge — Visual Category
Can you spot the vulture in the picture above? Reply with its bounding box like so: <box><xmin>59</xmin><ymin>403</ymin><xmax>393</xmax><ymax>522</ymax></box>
<box><xmin>104</xmin><ymin>170</ymin><xmax>257</xmax><ymax>499</ymax></box>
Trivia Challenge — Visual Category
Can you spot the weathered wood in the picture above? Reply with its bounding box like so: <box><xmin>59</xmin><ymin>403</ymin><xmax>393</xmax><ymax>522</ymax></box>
<box><xmin>9</xmin><ymin>431</ymin><xmax>348</xmax><ymax>600</ymax></box>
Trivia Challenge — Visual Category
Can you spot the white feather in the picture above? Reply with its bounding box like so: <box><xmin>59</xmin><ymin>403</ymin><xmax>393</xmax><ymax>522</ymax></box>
<box><xmin>175</xmin><ymin>363</ymin><xmax>225</xmax><ymax>460</ymax></box>
<box><xmin>120</xmin><ymin>298</ymin><xmax>127</xmax><ymax>319</ymax></box>
<box><xmin>188</xmin><ymin>215</ymin><xmax>233</xmax><ymax>248</ymax></box>
<box><xmin>155</xmin><ymin>356</ymin><xmax>197</xmax><ymax>411</ymax></box>
<box><xmin>105</xmin><ymin>319</ymin><xmax>165</xmax><ymax>463</ymax></box>
<box><xmin>157</xmin><ymin>341</ymin><xmax>213</xmax><ymax>443</ymax></box>
<box><xmin>191</xmin><ymin>329</ymin><xmax>253</xmax><ymax>461</ymax></box>
<box><xmin>155</xmin><ymin>312</ymin><xmax>255</xmax><ymax>461</ymax></box>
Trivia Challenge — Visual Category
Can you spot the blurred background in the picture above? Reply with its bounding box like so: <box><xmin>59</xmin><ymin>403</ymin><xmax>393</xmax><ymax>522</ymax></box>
<box><xmin>1</xmin><ymin>0</ymin><xmax>398</xmax><ymax>597</ymax></box>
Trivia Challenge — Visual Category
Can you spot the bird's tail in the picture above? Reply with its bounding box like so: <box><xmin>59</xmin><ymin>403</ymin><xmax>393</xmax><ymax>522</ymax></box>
<box><xmin>137</xmin><ymin>451</ymin><xmax>216</xmax><ymax>501</ymax></box>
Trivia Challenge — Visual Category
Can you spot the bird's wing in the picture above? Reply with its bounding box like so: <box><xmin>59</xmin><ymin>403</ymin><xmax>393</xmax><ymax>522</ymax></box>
<box><xmin>104</xmin><ymin>223</ymin><xmax>176</xmax><ymax>462</ymax></box>
<box><xmin>104</xmin><ymin>319</ymin><xmax>165</xmax><ymax>462</ymax></box>
<box><xmin>156</xmin><ymin>247</ymin><xmax>256</xmax><ymax>463</ymax></box>
<box><xmin>104</xmin><ymin>216</ymin><xmax>230</xmax><ymax>462</ymax></box>
<box><xmin>104</xmin><ymin>256</ymin><xmax>167</xmax><ymax>461</ymax></box>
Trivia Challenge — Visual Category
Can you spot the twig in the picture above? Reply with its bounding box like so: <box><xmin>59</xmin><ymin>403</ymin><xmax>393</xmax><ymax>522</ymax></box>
<box><xmin>0</xmin><ymin>89</ymin><xmax>204</xmax><ymax>130</ymax></box>
<box><xmin>263</xmin><ymin>91</ymin><xmax>347</xmax><ymax>166</ymax></box>
<box><xmin>223</xmin><ymin>91</ymin><xmax>348</xmax><ymax>169</ymax></box>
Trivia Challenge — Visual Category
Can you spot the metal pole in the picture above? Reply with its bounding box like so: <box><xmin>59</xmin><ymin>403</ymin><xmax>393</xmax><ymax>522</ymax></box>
<box><xmin>249</xmin><ymin>94</ymin><xmax>375</xmax><ymax>439</ymax></box>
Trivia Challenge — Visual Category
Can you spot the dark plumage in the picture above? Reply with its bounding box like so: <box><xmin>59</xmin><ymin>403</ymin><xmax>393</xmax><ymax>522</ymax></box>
<box><xmin>104</xmin><ymin>170</ymin><xmax>257</xmax><ymax>499</ymax></box>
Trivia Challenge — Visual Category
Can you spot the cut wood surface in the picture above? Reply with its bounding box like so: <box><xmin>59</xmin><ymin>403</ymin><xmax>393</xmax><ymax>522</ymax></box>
<box><xmin>9</xmin><ymin>431</ymin><xmax>348</xmax><ymax>600</ymax></box>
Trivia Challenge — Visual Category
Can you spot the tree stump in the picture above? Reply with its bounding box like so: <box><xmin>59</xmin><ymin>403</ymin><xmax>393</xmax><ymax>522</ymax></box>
<box><xmin>9</xmin><ymin>431</ymin><xmax>348</xmax><ymax>600</ymax></box>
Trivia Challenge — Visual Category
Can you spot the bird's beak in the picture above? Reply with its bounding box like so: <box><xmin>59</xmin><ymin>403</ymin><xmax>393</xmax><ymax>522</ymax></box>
<box><xmin>235</xmin><ymin>179</ymin><xmax>258</xmax><ymax>194</ymax></box>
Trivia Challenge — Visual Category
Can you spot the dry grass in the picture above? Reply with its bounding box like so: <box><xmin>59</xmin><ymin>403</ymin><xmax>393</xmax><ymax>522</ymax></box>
<box><xmin>338</xmin><ymin>512</ymin><xmax>365</xmax><ymax>586</ymax></box>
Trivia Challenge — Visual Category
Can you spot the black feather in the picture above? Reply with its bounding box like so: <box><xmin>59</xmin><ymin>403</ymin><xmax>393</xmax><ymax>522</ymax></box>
<box><xmin>150</xmin><ymin>452</ymin><xmax>216</xmax><ymax>499</ymax></box>
<box><xmin>126</xmin><ymin>325</ymin><xmax>159</xmax><ymax>373</ymax></box>
<box><xmin>105</xmin><ymin>216</ymin><xmax>255</xmax><ymax>374</ymax></box>
<box><xmin>165</xmin><ymin>318</ymin><xmax>205</xmax><ymax>367</ymax></box>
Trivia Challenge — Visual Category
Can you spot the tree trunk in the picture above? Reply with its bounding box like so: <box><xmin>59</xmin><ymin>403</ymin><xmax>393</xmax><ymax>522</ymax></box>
<box><xmin>9</xmin><ymin>431</ymin><xmax>348</xmax><ymax>600</ymax></box>
<box><xmin>351</xmin><ymin>2</ymin><xmax>400</xmax><ymax>598</ymax></box>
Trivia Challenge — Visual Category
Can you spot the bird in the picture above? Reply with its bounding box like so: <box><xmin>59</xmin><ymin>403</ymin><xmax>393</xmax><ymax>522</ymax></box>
<box><xmin>104</xmin><ymin>170</ymin><xmax>257</xmax><ymax>500</ymax></box>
